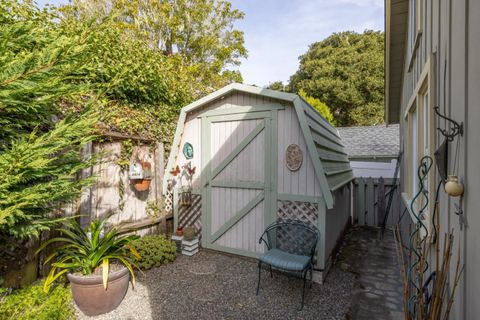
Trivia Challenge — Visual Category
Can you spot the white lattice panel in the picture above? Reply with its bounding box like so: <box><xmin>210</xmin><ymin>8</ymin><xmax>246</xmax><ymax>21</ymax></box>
<box><xmin>277</xmin><ymin>200</ymin><xmax>318</xmax><ymax>227</ymax></box>
<box><xmin>164</xmin><ymin>187</ymin><xmax>174</xmax><ymax>214</ymax></box>
<box><xmin>178</xmin><ymin>194</ymin><xmax>202</xmax><ymax>237</ymax></box>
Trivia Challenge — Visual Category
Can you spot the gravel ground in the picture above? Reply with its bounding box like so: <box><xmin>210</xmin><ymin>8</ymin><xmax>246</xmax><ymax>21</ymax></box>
<box><xmin>77</xmin><ymin>250</ymin><xmax>355</xmax><ymax>320</ymax></box>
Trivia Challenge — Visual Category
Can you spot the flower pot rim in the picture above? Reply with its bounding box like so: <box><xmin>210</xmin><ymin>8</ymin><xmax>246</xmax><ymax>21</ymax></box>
<box><xmin>67</xmin><ymin>266</ymin><xmax>129</xmax><ymax>285</ymax></box>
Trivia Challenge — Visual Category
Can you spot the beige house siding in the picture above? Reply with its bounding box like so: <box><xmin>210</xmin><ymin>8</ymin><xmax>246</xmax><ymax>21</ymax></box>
<box><xmin>389</xmin><ymin>0</ymin><xmax>480</xmax><ymax>318</ymax></box>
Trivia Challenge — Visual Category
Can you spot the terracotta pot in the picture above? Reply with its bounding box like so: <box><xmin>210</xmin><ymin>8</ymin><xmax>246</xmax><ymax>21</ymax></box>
<box><xmin>67</xmin><ymin>267</ymin><xmax>129</xmax><ymax>316</ymax></box>
<box><xmin>176</xmin><ymin>227</ymin><xmax>184</xmax><ymax>236</ymax></box>
<box><xmin>133</xmin><ymin>179</ymin><xmax>151</xmax><ymax>192</ymax></box>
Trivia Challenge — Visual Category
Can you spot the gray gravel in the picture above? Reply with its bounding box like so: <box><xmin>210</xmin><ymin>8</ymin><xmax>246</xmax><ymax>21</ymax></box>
<box><xmin>76</xmin><ymin>250</ymin><xmax>355</xmax><ymax>320</ymax></box>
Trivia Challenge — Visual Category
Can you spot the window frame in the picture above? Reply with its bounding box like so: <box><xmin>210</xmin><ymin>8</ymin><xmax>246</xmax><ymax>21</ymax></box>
<box><xmin>402</xmin><ymin>57</ymin><xmax>435</xmax><ymax>239</ymax></box>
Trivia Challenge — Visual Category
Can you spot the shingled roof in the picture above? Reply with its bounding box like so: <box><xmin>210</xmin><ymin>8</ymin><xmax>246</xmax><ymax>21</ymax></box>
<box><xmin>336</xmin><ymin>124</ymin><xmax>399</xmax><ymax>159</ymax></box>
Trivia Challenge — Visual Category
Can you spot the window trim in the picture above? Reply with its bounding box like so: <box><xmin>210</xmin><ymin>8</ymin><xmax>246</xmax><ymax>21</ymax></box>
<box><xmin>402</xmin><ymin>57</ymin><xmax>436</xmax><ymax>240</ymax></box>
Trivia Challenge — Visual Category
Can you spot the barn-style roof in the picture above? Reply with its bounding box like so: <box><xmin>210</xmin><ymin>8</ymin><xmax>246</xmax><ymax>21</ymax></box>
<box><xmin>164</xmin><ymin>83</ymin><xmax>353</xmax><ymax>208</ymax></box>
<box><xmin>337</xmin><ymin>124</ymin><xmax>400</xmax><ymax>159</ymax></box>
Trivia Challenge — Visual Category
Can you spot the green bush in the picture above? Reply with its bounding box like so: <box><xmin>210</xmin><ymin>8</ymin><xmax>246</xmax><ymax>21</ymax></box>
<box><xmin>0</xmin><ymin>281</ymin><xmax>74</xmax><ymax>320</ymax></box>
<box><xmin>131</xmin><ymin>235</ymin><xmax>176</xmax><ymax>270</ymax></box>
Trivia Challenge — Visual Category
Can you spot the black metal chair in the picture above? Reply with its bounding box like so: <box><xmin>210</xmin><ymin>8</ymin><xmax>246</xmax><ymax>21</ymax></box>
<box><xmin>256</xmin><ymin>219</ymin><xmax>319</xmax><ymax>310</ymax></box>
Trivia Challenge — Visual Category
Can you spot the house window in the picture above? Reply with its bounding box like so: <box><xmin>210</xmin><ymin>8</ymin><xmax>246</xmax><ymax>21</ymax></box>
<box><xmin>403</xmin><ymin>57</ymin><xmax>434</xmax><ymax>234</ymax></box>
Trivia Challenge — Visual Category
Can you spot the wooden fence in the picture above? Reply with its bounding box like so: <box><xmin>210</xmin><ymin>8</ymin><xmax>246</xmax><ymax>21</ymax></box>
<box><xmin>352</xmin><ymin>177</ymin><xmax>402</xmax><ymax>228</ymax></box>
<box><xmin>79</xmin><ymin>133</ymin><xmax>170</xmax><ymax>235</ymax></box>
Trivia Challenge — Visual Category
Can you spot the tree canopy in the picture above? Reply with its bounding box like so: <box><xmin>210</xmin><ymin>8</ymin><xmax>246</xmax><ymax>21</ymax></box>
<box><xmin>289</xmin><ymin>30</ymin><xmax>384</xmax><ymax>127</ymax></box>
<box><xmin>0</xmin><ymin>0</ymin><xmax>247</xmax><ymax>239</ymax></box>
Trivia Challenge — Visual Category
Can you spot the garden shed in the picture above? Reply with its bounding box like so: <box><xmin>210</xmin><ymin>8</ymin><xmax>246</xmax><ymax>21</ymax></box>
<box><xmin>164</xmin><ymin>83</ymin><xmax>354</xmax><ymax>279</ymax></box>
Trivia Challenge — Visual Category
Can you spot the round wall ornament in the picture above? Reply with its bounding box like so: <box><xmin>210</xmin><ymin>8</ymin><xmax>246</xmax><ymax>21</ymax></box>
<box><xmin>286</xmin><ymin>144</ymin><xmax>303</xmax><ymax>171</ymax></box>
<box><xmin>183</xmin><ymin>142</ymin><xmax>194</xmax><ymax>159</ymax></box>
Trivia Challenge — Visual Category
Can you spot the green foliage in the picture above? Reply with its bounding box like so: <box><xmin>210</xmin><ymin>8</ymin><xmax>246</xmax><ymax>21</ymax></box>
<box><xmin>0</xmin><ymin>0</ymin><xmax>100</xmax><ymax>239</ymax></box>
<box><xmin>349</xmin><ymin>102</ymin><xmax>384</xmax><ymax>126</ymax></box>
<box><xmin>130</xmin><ymin>235</ymin><xmax>176</xmax><ymax>270</ymax></box>
<box><xmin>266</xmin><ymin>81</ymin><xmax>289</xmax><ymax>92</ymax></box>
<box><xmin>0</xmin><ymin>281</ymin><xmax>74</xmax><ymax>320</ymax></box>
<box><xmin>299</xmin><ymin>90</ymin><xmax>335</xmax><ymax>125</ymax></box>
<box><xmin>35</xmin><ymin>218</ymin><xmax>141</xmax><ymax>293</ymax></box>
<box><xmin>289</xmin><ymin>30</ymin><xmax>385</xmax><ymax>126</ymax></box>
<box><xmin>62</xmin><ymin>0</ymin><xmax>247</xmax><ymax>142</ymax></box>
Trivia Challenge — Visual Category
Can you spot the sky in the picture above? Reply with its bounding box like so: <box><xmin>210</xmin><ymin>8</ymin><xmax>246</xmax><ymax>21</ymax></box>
<box><xmin>37</xmin><ymin>0</ymin><xmax>384</xmax><ymax>87</ymax></box>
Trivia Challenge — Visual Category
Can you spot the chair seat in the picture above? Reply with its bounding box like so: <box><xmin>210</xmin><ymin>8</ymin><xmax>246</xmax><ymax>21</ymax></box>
<box><xmin>259</xmin><ymin>249</ymin><xmax>310</xmax><ymax>271</ymax></box>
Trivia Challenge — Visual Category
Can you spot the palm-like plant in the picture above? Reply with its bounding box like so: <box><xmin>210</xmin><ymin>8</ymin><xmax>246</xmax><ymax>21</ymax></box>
<box><xmin>36</xmin><ymin>218</ymin><xmax>141</xmax><ymax>293</ymax></box>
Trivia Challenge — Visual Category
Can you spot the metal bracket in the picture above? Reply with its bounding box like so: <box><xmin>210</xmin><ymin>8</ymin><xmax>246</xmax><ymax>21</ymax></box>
<box><xmin>434</xmin><ymin>107</ymin><xmax>464</xmax><ymax>142</ymax></box>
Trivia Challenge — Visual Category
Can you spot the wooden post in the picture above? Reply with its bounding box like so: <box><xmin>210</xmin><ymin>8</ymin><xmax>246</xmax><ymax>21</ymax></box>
<box><xmin>154</xmin><ymin>142</ymin><xmax>167</xmax><ymax>234</ymax></box>
<box><xmin>377</xmin><ymin>177</ymin><xmax>386</xmax><ymax>227</ymax></box>
<box><xmin>79</xmin><ymin>141</ymin><xmax>93</xmax><ymax>226</ymax></box>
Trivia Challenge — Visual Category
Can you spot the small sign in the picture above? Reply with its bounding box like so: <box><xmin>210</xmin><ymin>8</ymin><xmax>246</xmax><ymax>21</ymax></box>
<box><xmin>129</xmin><ymin>162</ymin><xmax>144</xmax><ymax>179</ymax></box>
<box><xmin>183</xmin><ymin>142</ymin><xmax>194</xmax><ymax>159</ymax></box>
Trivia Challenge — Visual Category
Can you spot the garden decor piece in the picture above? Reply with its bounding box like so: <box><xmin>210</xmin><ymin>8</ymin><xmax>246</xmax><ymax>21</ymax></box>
<box><xmin>36</xmin><ymin>218</ymin><xmax>140</xmax><ymax>316</ymax></box>
<box><xmin>286</xmin><ymin>144</ymin><xmax>303</xmax><ymax>171</ymax></box>
<box><xmin>256</xmin><ymin>219</ymin><xmax>319</xmax><ymax>310</ymax></box>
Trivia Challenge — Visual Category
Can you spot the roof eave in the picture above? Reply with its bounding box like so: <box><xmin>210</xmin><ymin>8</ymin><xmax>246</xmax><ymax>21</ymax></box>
<box><xmin>385</xmin><ymin>0</ymin><xmax>409</xmax><ymax>124</ymax></box>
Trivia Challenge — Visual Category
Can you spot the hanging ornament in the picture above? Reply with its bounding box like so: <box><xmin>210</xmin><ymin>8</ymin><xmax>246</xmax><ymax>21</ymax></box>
<box><xmin>444</xmin><ymin>175</ymin><xmax>464</xmax><ymax>197</ymax></box>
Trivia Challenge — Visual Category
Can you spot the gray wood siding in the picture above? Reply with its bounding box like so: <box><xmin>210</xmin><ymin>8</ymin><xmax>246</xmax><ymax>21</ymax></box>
<box><xmin>277</xmin><ymin>105</ymin><xmax>322</xmax><ymax>197</ymax></box>
<box><xmin>395</xmin><ymin>0</ymin><xmax>480</xmax><ymax>318</ymax></box>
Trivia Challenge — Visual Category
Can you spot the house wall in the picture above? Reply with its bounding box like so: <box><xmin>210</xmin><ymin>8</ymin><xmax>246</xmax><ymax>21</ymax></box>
<box><xmin>396</xmin><ymin>0</ymin><xmax>480</xmax><ymax>318</ymax></box>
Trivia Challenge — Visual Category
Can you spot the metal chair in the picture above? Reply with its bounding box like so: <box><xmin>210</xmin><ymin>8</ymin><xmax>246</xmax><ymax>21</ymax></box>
<box><xmin>256</xmin><ymin>219</ymin><xmax>319</xmax><ymax>310</ymax></box>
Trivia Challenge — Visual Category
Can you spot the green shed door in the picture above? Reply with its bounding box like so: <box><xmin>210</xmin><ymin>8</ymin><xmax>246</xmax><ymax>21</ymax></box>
<box><xmin>201</xmin><ymin>111</ymin><xmax>274</xmax><ymax>258</ymax></box>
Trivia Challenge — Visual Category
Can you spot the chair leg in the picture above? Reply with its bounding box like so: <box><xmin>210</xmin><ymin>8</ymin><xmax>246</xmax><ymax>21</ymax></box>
<box><xmin>309</xmin><ymin>264</ymin><xmax>313</xmax><ymax>288</ymax></box>
<box><xmin>269</xmin><ymin>265</ymin><xmax>273</xmax><ymax>278</ymax></box>
<box><xmin>256</xmin><ymin>261</ymin><xmax>262</xmax><ymax>295</ymax></box>
<box><xmin>298</xmin><ymin>269</ymin><xmax>307</xmax><ymax>311</ymax></box>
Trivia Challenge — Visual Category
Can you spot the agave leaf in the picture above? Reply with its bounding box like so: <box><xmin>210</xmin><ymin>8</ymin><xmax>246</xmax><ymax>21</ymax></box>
<box><xmin>103</xmin><ymin>255</ymin><xmax>136</xmax><ymax>287</ymax></box>
<box><xmin>102</xmin><ymin>258</ymin><xmax>109</xmax><ymax>290</ymax></box>
<box><xmin>128</xmin><ymin>245</ymin><xmax>141</xmax><ymax>260</ymax></box>
<box><xmin>35</xmin><ymin>237</ymin><xmax>80</xmax><ymax>255</ymax></box>
<box><xmin>44</xmin><ymin>268</ymin><xmax>69</xmax><ymax>293</ymax></box>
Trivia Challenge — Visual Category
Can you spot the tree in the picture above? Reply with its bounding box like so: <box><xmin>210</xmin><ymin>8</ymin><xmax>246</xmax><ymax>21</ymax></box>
<box><xmin>299</xmin><ymin>90</ymin><xmax>335</xmax><ymax>125</ymax></box>
<box><xmin>266</xmin><ymin>81</ymin><xmax>288</xmax><ymax>92</ymax></box>
<box><xmin>69</xmin><ymin>0</ymin><xmax>247</xmax><ymax>95</ymax></box>
<box><xmin>289</xmin><ymin>31</ymin><xmax>384</xmax><ymax>127</ymax></box>
<box><xmin>0</xmin><ymin>0</ymin><xmax>99</xmax><ymax>238</ymax></box>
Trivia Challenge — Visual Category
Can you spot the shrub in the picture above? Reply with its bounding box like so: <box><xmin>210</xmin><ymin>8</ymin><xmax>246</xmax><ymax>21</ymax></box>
<box><xmin>0</xmin><ymin>281</ymin><xmax>74</xmax><ymax>320</ymax></box>
<box><xmin>131</xmin><ymin>235</ymin><xmax>176</xmax><ymax>270</ymax></box>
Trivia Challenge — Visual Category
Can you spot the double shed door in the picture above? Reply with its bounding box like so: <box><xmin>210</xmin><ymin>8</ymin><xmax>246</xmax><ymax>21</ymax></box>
<box><xmin>201</xmin><ymin>110</ymin><xmax>278</xmax><ymax>257</ymax></box>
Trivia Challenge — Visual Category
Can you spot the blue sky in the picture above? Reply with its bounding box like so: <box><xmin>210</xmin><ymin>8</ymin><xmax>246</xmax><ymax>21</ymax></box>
<box><xmin>37</xmin><ymin>0</ymin><xmax>384</xmax><ymax>87</ymax></box>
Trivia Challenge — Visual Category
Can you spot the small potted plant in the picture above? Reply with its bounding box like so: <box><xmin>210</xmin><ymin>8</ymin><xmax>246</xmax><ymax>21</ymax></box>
<box><xmin>36</xmin><ymin>218</ymin><xmax>141</xmax><ymax>316</ymax></box>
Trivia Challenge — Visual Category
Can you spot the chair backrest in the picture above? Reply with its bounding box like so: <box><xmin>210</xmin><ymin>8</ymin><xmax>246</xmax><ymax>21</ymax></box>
<box><xmin>262</xmin><ymin>219</ymin><xmax>319</xmax><ymax>257</ymax></box>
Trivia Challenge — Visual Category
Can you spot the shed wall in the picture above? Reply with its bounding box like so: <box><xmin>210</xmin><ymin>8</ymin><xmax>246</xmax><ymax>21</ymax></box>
<box><xmin>277</xmin><ymin>105</ymin><xmax>322</xmax><ymax>197</ymax></box>
<box><xmin>325</xmin><ymin>186</ymin><xmax>351</xmax><ymax>265</ymax></box>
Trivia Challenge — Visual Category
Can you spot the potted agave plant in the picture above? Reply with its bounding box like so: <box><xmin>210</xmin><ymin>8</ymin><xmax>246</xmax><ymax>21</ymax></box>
<box><xmin>36</xmin><ymin>218</ymin><xmax>141</xmax><ymax>316</ymax></box>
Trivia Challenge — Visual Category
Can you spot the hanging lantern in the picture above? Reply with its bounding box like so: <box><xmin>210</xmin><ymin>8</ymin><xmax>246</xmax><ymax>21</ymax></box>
<box><xmin>444</xmin><ymin>175</ymin><xmax>464</xmax><ymax>197</ymax></box>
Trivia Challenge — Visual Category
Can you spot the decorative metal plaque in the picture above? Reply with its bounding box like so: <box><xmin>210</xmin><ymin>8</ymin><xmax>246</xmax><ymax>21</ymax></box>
<box><xmin>286</xmin><ymin>144</ymin><xmax>303</xmax><ymax>171</ymax></box>
<box><xmin>183</xmin><ymin>142</ymin><xmax>194</xmax><ymax>159</ymax></box>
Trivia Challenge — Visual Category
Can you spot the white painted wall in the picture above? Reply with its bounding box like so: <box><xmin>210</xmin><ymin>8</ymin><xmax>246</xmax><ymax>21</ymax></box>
<box><xmin>350</xmin><ymin>159</ymin><xmax>398</xmax><ymax>178</ymax></box>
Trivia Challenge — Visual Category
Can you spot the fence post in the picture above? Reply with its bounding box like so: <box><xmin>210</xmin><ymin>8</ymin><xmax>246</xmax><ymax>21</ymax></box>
<box><xmin>79</xmin><ymin>141</ymin><xmax>93</xmax><ymax>226</ymax></box>
<box><xmin>154</xmin><ymin>142</ymin><xmax>167</xmax><ymax>234</ymax></box>
<box><xmin>357</xmin><ymin>178</ymin><xmax>365</xmax><ymax>225</ymax></box>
